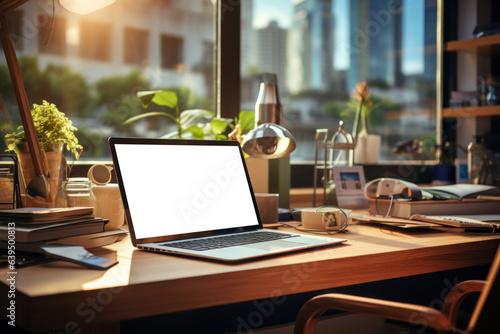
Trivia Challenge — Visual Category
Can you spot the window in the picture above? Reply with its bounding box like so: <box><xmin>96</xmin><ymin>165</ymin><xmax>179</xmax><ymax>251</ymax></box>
<box><xmin>1</xmin><ymin>10</ymin><xmax>24</xmax><ymax>51</ymax></box>
<box><xmin>0</xmin><ymin>0</ymin><xmax>215</xmax><ymax>161</ymax></box>
<box><xmin>79</xmin><ymin>19</ymin><xmax>111</xmax><ymax>61</ymax></box>
<box><xmin>38</xmin><ymin>15</ymin><xmax>67</xmax><ymax>56</ymax></box>
<box><xmin>123</xmin><ymin>27</ymin><xmax>149</xmax><ymax>65</ymax></box>
<box><xmin>160</xmin><ymin>34</ymin><xmax>183</xmax><ymax>70</ymax></box>
<box><xmin>243</xmin><ymin>0</ymin><xmax>438</xmax><ymax>163</ymax></box>
<box><xmin>1</xmin><ymin>0</ymin><xmax>439</xmax><ymax>171</ymax></box>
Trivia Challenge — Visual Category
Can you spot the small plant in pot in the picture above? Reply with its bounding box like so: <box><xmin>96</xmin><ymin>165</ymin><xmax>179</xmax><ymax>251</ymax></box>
<box><xmin>4</xmin><ymin>100</ymin><xmax>82</xmax><ymax>205</ymax></box>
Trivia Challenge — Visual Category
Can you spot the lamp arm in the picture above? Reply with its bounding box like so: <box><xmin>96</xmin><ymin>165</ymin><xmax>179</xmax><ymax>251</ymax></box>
<box><xmin>0</xmin><ymin>12</ymin><xmax>47</xmax><ymax>179</ymax></box>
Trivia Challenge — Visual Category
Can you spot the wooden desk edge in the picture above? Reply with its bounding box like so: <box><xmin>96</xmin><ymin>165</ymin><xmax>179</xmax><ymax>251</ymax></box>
<box><xmin>2</xmin><ymin>238</ymin><xmax>499</xmax><ymax>333</ymax></box>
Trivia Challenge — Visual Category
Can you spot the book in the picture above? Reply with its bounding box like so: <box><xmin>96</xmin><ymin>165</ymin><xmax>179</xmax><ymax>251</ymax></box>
<box><xmin>368</xmin><ymin>198</ymin><xmax>500</xmax><ymax>219</ymax></box>
<box><xmin>0</xmin><ymin>207</ymin><xmax>95</xmax><ymax>223</ymax></box>
<box><xmin>0</xmin><ymin>228</ymin><xmax>128</xmax><ymax>253</ymax></box>
<box><xmin>353</xmin><ymin>213</ymin><xmax>500</xmax><ymax>233</ymax></box>
<box><xmin>422</xmin><ymin>184</ymin><xmax>500</xmax><ymax>200</ymax></box>
<box><xmin>0</xmin><ymin>218</ymin><xmax>108</xmax><ymax>243</ymax></box>
<box><xmin>410</xmin><ymin>214</ymin><xmax>500</xmax><ymax>232</ymax></box>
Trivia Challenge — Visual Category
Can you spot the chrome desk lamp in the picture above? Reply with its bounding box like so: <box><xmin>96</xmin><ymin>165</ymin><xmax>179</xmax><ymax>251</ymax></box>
<box><xmin>242</xmin><ymin>73</ymin><xmax>296</xmax><ymax>159</ymax></box>
<box><xmin>242</xmin><ymin>73</ymin><xmax>296</xmax><ymax>208</ymax></box>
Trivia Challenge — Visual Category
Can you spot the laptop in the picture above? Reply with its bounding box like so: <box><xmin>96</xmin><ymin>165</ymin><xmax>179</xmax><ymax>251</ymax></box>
<box><xmin>108</xmin><ymin>137</ymin><xmax>347</xmax><ymax>262</ymax></box>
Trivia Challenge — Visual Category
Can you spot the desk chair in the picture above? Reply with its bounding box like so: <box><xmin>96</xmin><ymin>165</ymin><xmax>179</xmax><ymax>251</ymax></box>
<box><xmin>294</xmin><ymin>245</ymin><xmax>500</xmax><ymax>334</ymax></box>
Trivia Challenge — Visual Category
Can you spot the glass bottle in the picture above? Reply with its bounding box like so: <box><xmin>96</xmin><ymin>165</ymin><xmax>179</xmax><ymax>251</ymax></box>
<box><xmin>56</xmin><ymin>178</ymin><xmax>97</xmax><ymax>213</ymax></box>
<box><xmin>325</xmin><ymin>171</ymin><xmax>338</xmax><ymax>206</ymax></box>
<box><xmin>467</xmin><ymin>136</ymin><xmax>493</xmax><ymax>184</ymax></box>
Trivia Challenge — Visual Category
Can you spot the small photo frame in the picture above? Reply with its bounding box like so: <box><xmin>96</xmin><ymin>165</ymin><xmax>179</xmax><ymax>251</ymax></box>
<box><xmin>332</xmin><ymin>166</ymin><xmax>368</xmax><ymax>209</ymax></box>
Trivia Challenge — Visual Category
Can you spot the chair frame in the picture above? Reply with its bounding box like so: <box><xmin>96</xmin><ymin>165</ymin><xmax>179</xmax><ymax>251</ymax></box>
<box><xmin>294</xmin><ymin>245</ymin><xmax>500</xmax><ymax>334</ymax></box>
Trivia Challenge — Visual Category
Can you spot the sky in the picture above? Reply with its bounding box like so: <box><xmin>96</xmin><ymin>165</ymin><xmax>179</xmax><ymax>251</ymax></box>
<box><xmin>252</xmin><ymin>0</ymin><xmax>425</xmax><ymax>74</ymax></box>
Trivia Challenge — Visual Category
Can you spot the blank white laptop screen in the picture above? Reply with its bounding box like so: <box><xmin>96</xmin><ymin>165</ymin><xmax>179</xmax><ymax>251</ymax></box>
<box><xmin>114</xmin><ymin>143</ymin><xmax>260</xmax><ymax>239</ymax></box>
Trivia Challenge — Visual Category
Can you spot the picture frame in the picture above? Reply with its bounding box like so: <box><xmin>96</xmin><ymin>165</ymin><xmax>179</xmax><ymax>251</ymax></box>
<box><xmin>332</xmin><ymin>166</ymin><xmax>368</xmax><ymax>209</ymax></box>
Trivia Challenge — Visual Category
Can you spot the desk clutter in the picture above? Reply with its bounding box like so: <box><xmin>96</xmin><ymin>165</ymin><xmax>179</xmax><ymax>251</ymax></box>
<box><xmin>348</xmin><ymin>179</ymin><xmax>500</xmax><ymax>233</ymax></box>
<box><xmin>0</xmin><ymin>206</ymin><xmax>127</xmax><ymax>266</ymax></box>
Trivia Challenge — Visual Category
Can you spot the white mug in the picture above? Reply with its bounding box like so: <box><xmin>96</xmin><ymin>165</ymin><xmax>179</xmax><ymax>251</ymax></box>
<box><xmin>92</xmin><ymin>184</ymin><xmax>125</xmax><ymax>230</ymax></box>
<box><xmin>301</xmin><ymin>207</ymin><xmax>351</xmax><ymax>231</ymax></box>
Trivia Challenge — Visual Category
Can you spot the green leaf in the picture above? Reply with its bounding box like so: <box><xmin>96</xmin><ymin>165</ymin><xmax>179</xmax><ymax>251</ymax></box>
<box><xmin>211</xmin><ymin>118</ymin><xmax>229</xmax><ymax>135</ymax></box>
<box><xmin>182</xmin><ymin>124</ymin><xmax>205</xmax><ymax>139</ymax></box>
<box><xmin>122</xmin><ymin>111</ymin><xmax>176</xmax><ymax>125</ymax></box>
<box><xmin>179</xmin><ymin>109</ymin><xmax>214</xmax><ymax>127</ymax></box>
<box><xmin>137</xmin><ymin>90</ymin><xmax>178</xmax><ymax>108</ymax></box>
<box><xmin>137</xmin><ymin>90</ymin><xmax>160</xmax><ymax>108</ymax></box>
<box><xmin>238</xmin><ymin>111</ymin><xmax>255</xmax><ymax>133</ymax></box>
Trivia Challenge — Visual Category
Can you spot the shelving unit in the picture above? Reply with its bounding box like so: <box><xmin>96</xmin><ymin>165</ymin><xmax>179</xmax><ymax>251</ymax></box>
<box><xmin>445</xmin><ymin>34</ymin><xmax>500</xmax><ymax>53</ymax></box>
<box><xmin>443</xmin><ymin>105</ymin><xmax>500</xmax><ymax>118</ymax></box>
<box><xmin>440</xmin><ymin>0</ymin><xmax>499</xmax><ymax>184</ymax></box>
<box><xmin>442</xmin><ymin>4</ymin><xmax>500</xmax><ymax>119</ymax></box>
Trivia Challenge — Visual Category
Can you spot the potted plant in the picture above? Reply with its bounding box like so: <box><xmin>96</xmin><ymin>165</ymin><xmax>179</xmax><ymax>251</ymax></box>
<box><xmin>4</xmin><ymin>100</ymin><xmax>82</xmax><ymax>205</ymax></box>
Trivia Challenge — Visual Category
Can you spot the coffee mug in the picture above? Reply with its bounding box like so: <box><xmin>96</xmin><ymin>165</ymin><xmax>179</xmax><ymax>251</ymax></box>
<box><xmin>254</xmin><ymin>193</ymin><xmax>279</xmax><ymax>224</ymax></box>
<box><xmin>92</xmin><ymin>183</ymin><xmax>125</xmax><ymax>230</ymax></box>
<box><xmin>300</xmin><ymin>207</ymin><xmax>351</xmax><ymax>232</ymax></box>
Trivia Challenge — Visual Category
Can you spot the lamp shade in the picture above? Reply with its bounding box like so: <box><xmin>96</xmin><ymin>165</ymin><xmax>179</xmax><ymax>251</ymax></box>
<box><xmin>242</xmin><ymin>123</ymin><xmax>296</xmax><ymax>159</ymax></box>
<box><xmin>59</xmin><ymin>0</ymin><xmax>115</xmax><ymax>15</ymax></box>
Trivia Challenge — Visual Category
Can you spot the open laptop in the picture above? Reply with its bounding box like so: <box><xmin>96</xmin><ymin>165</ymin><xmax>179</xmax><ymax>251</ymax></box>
<box><xmin>109</xmin><ymin>137</ymin><xmax>347</xmax><ymax>262</ymax></box>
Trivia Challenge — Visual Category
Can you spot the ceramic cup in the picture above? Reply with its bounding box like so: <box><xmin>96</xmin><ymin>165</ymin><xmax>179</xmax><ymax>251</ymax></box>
<box><xmin>254</xmin><ymin>193</ymin><xmax>279</xmax><ymax>224</ymax></box>
<box><xmin>92</xmin><ymin>183</ymin><xmax>125</xmax><ymax>230</ymax></box>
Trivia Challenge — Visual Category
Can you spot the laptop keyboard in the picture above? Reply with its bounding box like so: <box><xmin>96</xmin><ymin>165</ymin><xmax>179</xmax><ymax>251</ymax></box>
<box><xmin>163</xmin><ymin>231</ymin><xmax>299</xmax><ymax>251</ymax></box>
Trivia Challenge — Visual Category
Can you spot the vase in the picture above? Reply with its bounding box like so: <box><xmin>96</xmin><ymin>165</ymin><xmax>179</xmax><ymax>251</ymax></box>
<box><xmin>487</xmin><ymin>85</ymin><xmax>499</xmax><ymax>105</ymax></box>
<box><xmin>354</xmin><ymin>131</ymin><xmax>381</xmax><ymax>164</ymax></box>
<box><xmin>17</xmin><ymin>143</ymin><xmax>67</xmax><ymax>207</ymax></box>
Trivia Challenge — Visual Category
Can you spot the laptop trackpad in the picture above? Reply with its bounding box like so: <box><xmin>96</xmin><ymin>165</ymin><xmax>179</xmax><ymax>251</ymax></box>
<box><xmin>243</xmin><ymin>240</ymin><xmax>306</xmax><ymax>251</ymax></box>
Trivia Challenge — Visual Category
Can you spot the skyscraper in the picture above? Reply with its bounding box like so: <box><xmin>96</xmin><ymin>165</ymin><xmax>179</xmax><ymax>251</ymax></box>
<box><xmin>287</xmin><ymin>0</ymin><xmax>333</xmax><ymax>94</ymax></box>
<box><xmin>347</xmin><ymin>0</ymin><xmax>402</xmax><ymax>92</ymax></box>
<box><xmin>255</xmin><ymin>21</ymin><xmax>288</xmax><ymax>89</ymax></box>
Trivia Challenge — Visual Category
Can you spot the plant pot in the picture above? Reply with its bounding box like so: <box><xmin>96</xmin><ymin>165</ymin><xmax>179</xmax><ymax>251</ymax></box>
<box><xmin>17</xmin><ymin>144</ymin><xmax>67</xmax><ymax>207</ymax></box>
<box><xmin>354</xmin><ymin>132</ymin><xmax>381</xmax><ymax>164</ymax></box>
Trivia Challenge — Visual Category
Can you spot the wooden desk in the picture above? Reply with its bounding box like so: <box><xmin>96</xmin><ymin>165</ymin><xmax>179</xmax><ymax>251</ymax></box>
<box><xmin>1</xmin><ymin>222</ymin><xmax>500</xmax><ymax>333</ymax></box>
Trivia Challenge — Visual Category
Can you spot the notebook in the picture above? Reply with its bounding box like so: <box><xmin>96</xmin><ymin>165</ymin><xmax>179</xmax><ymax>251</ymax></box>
<box><xmin>108</xmin><ymin>137</ymin><xmax>347</xmax><ymax>262</ymax></box>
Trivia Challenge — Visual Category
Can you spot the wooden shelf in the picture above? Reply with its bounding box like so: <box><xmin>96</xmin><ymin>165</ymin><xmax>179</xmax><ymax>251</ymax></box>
<box><xmin>443</xmin><ymin>105</ymin><xmax>500</xmax><ymax>118</ymax></box>
<box><xmin>445</xmin><ymin>34</ymin><xmax>500</xmax><ymax>54</ymax></box>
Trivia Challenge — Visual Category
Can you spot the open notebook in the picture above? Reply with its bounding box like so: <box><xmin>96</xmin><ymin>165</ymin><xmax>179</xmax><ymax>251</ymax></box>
<box><xmin>109</xmin><ymin>137</ymin><xmax>346</xmax><ymax>262</ymax></box>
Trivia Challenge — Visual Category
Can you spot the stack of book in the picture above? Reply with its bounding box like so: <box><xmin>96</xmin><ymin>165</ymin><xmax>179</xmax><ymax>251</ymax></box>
<box><xmin>0</xmin><ymin>207</ymin><xmax>127</xmax><ymax>253</ymax></box>
<box><xmin>368</xmin><ymin>184</ymin><xmax>500</xmax><ymax>219</ymax></box>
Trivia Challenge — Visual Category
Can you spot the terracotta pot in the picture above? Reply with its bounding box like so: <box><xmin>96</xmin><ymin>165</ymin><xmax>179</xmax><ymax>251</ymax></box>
<box><xmin>17</xmin><ymin>144</ymin><xmax>67</xmax><ymax>207</ymax></box>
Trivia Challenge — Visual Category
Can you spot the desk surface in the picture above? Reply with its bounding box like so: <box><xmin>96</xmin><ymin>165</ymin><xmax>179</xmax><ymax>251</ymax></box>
<box><xmin>2</xmin><ymin>222</ymin><xmax>500</xmax><ymax>332</ymax></box>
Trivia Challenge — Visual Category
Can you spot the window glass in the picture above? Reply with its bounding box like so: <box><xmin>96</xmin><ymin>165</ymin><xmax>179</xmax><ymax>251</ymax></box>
<box><xmin>80</xmin><ymin>19</ymin><xmax>111</xmax><ymax>61</ymax></box>
<box><xmin>243</xmin><ymin>0</ymin><xmax>437</xmax><ymax>163</ymax></box>
<box><xmin>38</xmin><ymin>16</ymin><xmax>66</xmax><ymax>56</ymax></box>
<box><xmin>161</xmin><ymin>34</ymin><xmax>184</xmax><ymax>70</ymax></box>
<box><xmin>0</xmin><ymin>0</ymin><xmax>215</xmax><ymax>161</ymax></box>
<box><xmin>124</xmin><ymin>27</ymin><xmax>149</xmax><ymax>65</ymax></box>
